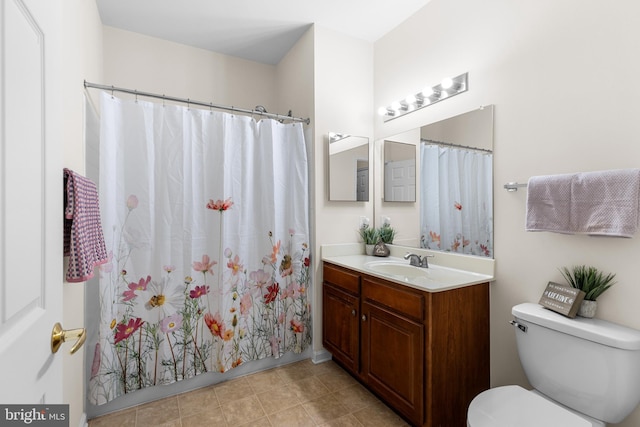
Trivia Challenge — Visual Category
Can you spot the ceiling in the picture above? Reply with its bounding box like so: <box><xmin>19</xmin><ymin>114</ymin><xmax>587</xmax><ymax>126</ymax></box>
<box><xmin>96</xmin><ymin>0</ymin><xmax>431</xmax><ymax>65</ymax></box>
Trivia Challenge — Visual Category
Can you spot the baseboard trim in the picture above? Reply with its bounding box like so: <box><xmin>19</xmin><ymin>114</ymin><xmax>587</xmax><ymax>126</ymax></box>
<box><xmin>311</xmin><ymin>349</ymin><xmax>332</xmax><ymax>364</ymax></box>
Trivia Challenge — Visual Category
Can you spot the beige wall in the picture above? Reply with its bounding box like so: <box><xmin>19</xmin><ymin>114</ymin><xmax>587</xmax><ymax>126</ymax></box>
<box><xmin>375</xmin><ymin>1</ymin><xmax>640</xmax><ymax>426</ymax></box>
<box><xmin>275</xmin><ymin>26</ymin><xmax>314</xmax><ymax>123</ymax></box>
<box><xmin>101</xmin><ymin>26</ymin><xmax>278</xmax><ymax>109</ymax></box>
<box><xmin>421</xmin><ymin>106</ymin><xmax>494</xmax><ymax>151</ymax></box>
<box><xmin>59</xmin><ymin>1</ymin><xmax>103</xmax><ymax>426</ymax></box>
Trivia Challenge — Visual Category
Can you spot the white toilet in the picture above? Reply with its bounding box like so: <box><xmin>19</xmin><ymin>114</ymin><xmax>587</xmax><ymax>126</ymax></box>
<box><xmin>467</xmin><ymin>302</ymin><xmax>640</xmax><ymax>426</ymax></box>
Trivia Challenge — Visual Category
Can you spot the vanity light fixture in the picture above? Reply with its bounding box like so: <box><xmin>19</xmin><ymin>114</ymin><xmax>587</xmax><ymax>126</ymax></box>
<box><xmin>379</xmin><ymin>72</ymin><xmax>468</xmax><ymax>122</ymax></box>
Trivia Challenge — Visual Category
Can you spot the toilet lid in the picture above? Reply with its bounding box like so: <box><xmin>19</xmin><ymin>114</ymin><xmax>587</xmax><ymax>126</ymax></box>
<box><xmin>468</xmin><ymin>386</ymin><xmax>595</xmax><ymax>427</ymax></box>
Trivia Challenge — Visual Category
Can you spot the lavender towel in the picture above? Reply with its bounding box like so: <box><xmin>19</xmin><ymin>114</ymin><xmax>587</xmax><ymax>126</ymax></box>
<box><xmin>525</xmin><ymin>169</ymin><xmax>640</xmax><ymax>237</ymax></box>
<box><xmin>63</xmin><ymin>168</ymin><xmax>108</xmax><ymax>282</ymax></box>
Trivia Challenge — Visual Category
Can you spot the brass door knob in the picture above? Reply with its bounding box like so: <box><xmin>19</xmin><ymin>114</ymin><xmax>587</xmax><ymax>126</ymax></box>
<box><xmin>51</xmin><ymin>323</ymin><xmax>86</xmax><ymax>354</ymax></box>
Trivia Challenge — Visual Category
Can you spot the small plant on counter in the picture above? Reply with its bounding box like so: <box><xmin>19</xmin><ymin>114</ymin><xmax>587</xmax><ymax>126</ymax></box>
<box><xmin>559</xmin><ymin>265</ymin><xmax>617</xmax><ymax>301</ymax></box>
<box><xmin>377</xmin><ymin>224</ymin><xmax>397</xmax><ymax>244</ymax></box>
<box><xmin>358</xmin><ymin>224</ymin><xmax>379</xmax><ymax>245</ymax></box>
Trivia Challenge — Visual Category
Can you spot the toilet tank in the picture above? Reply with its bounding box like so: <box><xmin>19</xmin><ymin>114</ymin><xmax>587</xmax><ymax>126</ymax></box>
<box><xmin>512</xmin><ymin>303</ymin><xmax>640</xmax><ymax>424</ymax></box>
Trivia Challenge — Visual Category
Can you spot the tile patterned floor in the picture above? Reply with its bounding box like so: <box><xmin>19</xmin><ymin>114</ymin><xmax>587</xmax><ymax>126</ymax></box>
<box><xmin>88</xmin><ymin>359</ymin><xmax>410</xmax><ymax>427</ymax></box>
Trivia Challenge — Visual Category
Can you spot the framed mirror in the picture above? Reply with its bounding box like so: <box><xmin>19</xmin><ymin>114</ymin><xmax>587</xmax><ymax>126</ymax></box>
<box><xmin>375</xmin><ymin>105</ymin><xmax>494</xmax><ymax>257</ymax></box>
<box><xmin>329</xmin><ymin>133</ymin><xmax>369</xmax><ymax>201</ymax></box>
<box><xmin>384</xmin><ymin>140</ymin><xmax>416</xmax><ymax>202</ymax></box>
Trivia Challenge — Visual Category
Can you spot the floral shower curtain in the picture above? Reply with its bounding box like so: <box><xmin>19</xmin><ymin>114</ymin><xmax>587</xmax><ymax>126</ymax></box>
<box><xmin>89</xmin><ymin>93</ymin><xmax>311</xmax><ymax>405</ymax></box>
<box><xmin>420</xmin><ymin>143</ymin><xmax>493</xmax><ymax>257</ymax></box>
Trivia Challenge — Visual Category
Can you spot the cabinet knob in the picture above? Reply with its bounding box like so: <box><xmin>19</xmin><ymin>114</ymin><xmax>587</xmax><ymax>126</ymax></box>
<box><xmin>361</xmin><ymin>314</ymin><xmax>367</xmax><ymax>321</ymax></box>
<box><xmin>351</xmin><ymin>309</ymin><xmax>356</xmax><ymax>316</ymax></box>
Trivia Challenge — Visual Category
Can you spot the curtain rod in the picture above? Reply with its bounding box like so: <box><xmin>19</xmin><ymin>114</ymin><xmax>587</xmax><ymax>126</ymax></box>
<box><xmin>421</xmin><ymin>138</ymin><xmax>492</xmax><ymax>154</ymax></box>
<box><xmin>83</xmin><ymin>81</ymin><xmax>311</xmax><ymax>125</ymax></box>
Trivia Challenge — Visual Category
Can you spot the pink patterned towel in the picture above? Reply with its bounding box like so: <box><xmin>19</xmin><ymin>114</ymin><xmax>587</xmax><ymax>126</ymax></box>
<box><xmin>526</xmin><ymin>169</ymin><xmax>640</xmax><ymax>237</ymax></box>
<box><xmin>63</xmin><ymin>168</ymin><xmax>108</xmax><ymax>282</ymax></box>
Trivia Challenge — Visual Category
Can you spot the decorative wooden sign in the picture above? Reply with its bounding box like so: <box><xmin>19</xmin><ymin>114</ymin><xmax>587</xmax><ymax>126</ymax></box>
<box><xmin>539</xmin><ymin>282</ymin><xmax>585</xmax><ymax>318</ymax></box>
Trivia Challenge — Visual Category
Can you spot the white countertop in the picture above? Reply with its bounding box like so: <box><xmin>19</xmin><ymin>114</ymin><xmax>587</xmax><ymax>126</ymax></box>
<box><xmin>321</xmin><ymin>243</ymin><xmax>495</xmax><ymax>293</ymax></box>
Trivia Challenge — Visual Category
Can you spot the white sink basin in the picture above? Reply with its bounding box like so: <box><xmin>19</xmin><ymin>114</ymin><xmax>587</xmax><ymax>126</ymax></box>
<box><xmin>364</xmin><ymin>261</ymin><xmax>429</xmax><ymax>279</ymax></box>
<box><xmin>364</xmin><ymin>260</ymin><xmax>491</xmax><ymax>289</ymax></box>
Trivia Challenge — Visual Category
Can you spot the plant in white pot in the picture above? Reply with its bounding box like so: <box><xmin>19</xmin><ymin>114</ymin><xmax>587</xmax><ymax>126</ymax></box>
<box><xmin>377</xmin><ymin>224</ymin><xmax>397</xmax><ymax>245</ymax></box>
<box><xmin>559</xmin><ymin>265</ymin><xmax>616</xmax><ymax>318</ymax></box>
<box><xmin>358</xmin><ymin>225</ymin><xmax>379</xmax><ymax>255</ymax></box>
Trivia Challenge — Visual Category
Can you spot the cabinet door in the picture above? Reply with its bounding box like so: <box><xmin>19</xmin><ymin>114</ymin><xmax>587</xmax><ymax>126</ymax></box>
<box><xmin>362</xmin><ymin>301</ymin><xmax>424</xmax><ymax>425</ymax></box>
<box><xmin>323</xmin><ymin>283</ymin><xmax>360</xmax><ymax>373</ymax></box>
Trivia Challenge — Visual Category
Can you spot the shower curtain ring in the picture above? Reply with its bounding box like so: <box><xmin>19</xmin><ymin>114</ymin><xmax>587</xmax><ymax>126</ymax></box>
<box><xmin>110</xmin><ymin>85</ymin><xmax>114</xmax><ymax>99</ymax></box>
<box><xmin>135</xmin><ymin>90</ymin><xmax>138</xmax><ymax>103</ymax></box>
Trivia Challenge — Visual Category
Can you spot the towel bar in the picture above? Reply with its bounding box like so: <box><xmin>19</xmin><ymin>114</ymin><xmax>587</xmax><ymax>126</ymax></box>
<box><xmin>503</xmin><ymin>182</ymin><xmax>528</xmax><ymax>192</ymax></box>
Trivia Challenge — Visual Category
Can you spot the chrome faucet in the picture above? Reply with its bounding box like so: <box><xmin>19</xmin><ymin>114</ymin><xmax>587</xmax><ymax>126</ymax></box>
<box><xmin>404</xmin><ymin>253</ymin><xmax>434</xmax><ymax>268</ymax></box>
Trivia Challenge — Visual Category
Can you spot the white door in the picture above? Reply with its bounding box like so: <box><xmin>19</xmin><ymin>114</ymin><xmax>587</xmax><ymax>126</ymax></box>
<box><xmin>0</xmin><ymin>0</ymin><xmax>64</xmax><ymax>405</ymax></box>
<box><xmin>356</xmin><ymin>167</ymin><xmax>369</xmax><ymax>201</ymax></box>
<box><xmin>384</xmin><ymin>159</ymin><xmax>416</xmax><ymax>202</ymax></box>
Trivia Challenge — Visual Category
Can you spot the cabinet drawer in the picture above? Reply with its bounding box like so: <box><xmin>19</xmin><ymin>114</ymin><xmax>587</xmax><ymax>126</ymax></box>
<box><xmin>362</xmin><ymin>277</ymin><xmax>424</xmax><ymax>321</ymax></box>
<box><xmin>323</xmin><ymin>263</ymin><xmax>360</xmax><ymax>295</ymax></box>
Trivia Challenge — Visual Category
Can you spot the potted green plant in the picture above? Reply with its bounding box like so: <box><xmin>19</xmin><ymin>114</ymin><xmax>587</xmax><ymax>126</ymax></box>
<box><xmin>359</xmin><ymin>225</ymin><xmax>379</xmax><ymax>255</ymax></box>
<box><xmin>377</xmin><ymin>224</ymin><xmax>397</xmax><ymax>244</ymax></box>
<box><xmin>559</xmin><ymin>265</ymin><xmax>616</xmax><ymax>318</ymax></box>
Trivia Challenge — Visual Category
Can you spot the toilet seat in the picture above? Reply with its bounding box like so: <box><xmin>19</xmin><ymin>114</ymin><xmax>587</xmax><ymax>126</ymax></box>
<box><xmin>467</xmin><ymin>385</ymin><xmax>597</xmax><ymax>427</ymax></box>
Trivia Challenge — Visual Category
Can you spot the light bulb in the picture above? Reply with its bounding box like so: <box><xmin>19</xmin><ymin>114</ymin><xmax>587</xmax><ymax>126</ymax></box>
<box><xmin>378</xmin><ymin>107</ymin><xmax>389</xmax><ymax>116</ymax></box>
<box><xmin>405</xmin><ymin>94</ymin><xmax>417</xmax><ymax>104</ymax></box>
<box><xmin>422</xmin><ymin>87</ymin><xmax>434</xmax><ymax>97</ymax></box>
<box><xmin>391</xmin><ymin>101</ymin><xmax>402</xmax><ymax>111</ymax></box>
<box><xmin>441</xmin><ymin>77</ymin><xmax>454</xmax><ymax>89</ymax></box>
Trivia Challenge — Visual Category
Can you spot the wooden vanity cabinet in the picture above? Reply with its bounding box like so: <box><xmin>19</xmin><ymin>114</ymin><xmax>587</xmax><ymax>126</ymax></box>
<box><xmin>361</xmin><ymin>276</ymin><xmax>425</xmax><ymax>424</ymax></box>
<box><xmin>322</xmin><ymin>263</ymin><xmax>361</xmax><ymax>374</ymax></box>
<box><xmin>322</xmin><ymin>262</ymin><xmax>490</xmax><ymax>427</ymax></box>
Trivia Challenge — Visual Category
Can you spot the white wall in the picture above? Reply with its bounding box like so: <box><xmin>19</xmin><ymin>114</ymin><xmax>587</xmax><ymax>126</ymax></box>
<box><xmin>312</xmin><ymin>25</ymin><xmax>375</xmax><ymax>237</ymax></box>
<box><xmin>59</xmin><ymin>2</ymin><xmax>103</xmax><ymax>426</ymax></box>
<box><xmin>311</xmin><ymin>26</ymin><xmax>375</xmax><ymax>356</ymax></box>
<box><xmin>375</xmin><ymin>1</ymin><xmax>640</xmax><ymax>425</ymax></box>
